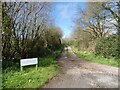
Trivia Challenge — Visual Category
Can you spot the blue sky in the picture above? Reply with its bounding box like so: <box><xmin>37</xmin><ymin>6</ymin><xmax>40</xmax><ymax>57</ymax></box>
<box><xmin>52</xmin><ymin>2</ymin><xmax>87</xmax><ymax>38</ymax></box>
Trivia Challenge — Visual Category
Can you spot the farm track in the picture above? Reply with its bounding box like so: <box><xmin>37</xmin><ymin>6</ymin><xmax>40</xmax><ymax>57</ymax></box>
<box><xmin>42</xmin><ymin>47</ymin><xmax>119</xmax><ymax>88</ymax></box>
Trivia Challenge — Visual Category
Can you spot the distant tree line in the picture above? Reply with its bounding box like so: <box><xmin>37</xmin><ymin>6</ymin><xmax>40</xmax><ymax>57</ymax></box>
<box><xmin>2</xmin><ymin>2</ymin><xmax>62</xmax><ymax>63</ymax></box>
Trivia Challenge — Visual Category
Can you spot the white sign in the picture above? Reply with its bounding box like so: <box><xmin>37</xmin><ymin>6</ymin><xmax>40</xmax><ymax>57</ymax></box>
<box><xmin>20</xmin><ymin>58</ymin><xmax>38</xmax><ymax>71</ymax></box>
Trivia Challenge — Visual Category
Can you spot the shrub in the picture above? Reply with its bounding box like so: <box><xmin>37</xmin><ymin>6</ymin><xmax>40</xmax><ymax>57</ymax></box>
<box><xmin>95</xmin><ymin>34</ymin><xmax>118</xmax><ymax>58</ymax></box>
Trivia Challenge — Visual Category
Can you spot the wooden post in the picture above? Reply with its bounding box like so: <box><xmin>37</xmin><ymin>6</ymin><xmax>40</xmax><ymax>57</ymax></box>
<box><xmin>36</xmin><ymin>64</ymin><xmax>38</xmax><ymax>70</ymax></box>
<box><xmin>21</xmin><ymin>66</ymin><xmax>23</xmax><ymax>71</ymax></box>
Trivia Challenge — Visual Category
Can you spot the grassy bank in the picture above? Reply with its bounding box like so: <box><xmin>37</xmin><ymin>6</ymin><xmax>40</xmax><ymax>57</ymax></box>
<box><xmin>72</xmin><ymin>47</ymin><xmax>119</xmax><ymax>67</ymax></box>
<box><xmin>3</xmin><ymin>47</ymin><xmax>63</xmax><ymax>89</ymax></box>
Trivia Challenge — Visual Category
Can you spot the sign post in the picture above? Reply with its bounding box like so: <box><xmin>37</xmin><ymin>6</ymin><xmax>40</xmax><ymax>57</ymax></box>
<box><xmin>20</xmin><ymin>58</ymin><xmax>38</xmax><ymax>71</ymax></box>
<box><xmin>21</xmin><ymin>66</ymin><xmax>23</xmax><ymax>71</ymax></box>
<box><xmin>36</xmin><ymin>64</ymin><xmax>38</xmax><ymax>70</ymax></box>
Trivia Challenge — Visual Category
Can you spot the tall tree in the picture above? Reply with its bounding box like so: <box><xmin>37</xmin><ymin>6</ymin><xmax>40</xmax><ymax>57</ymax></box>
<box><xmin>2</xmin><ymin>2</ymin><xmax>62</xmax><ymax>62</ymax></box>
<box><xmin>72</xmin><ymin>2</ymin><xmax>119</xmax><ymax>52</ymax></box>
<box><xmin>102</xmin><ymin>2</ymin><xmax>120</xmax><ymax>58</ymax></box>
<box><xmin>75</xmin><ymin>2</ymin><xmax>112</xmax><ymax>39</ymax></box>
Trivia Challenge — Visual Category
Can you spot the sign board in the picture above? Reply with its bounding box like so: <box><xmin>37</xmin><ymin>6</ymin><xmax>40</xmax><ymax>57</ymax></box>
<box><xmin>20</xmin><ymin>58</ymin><xmax>38</xmax><ymax>71</ymax></box>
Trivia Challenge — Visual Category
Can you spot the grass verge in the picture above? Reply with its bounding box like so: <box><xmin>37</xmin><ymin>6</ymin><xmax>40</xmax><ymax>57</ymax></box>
<box><xmin>72</xmin><ymin>47</ymin><xmax>119</xmax><ymax>67</ymax></box>
<box><xmin>3</xmin><ymin>47</ymin><xmax>63</xmax><ymax>89</ymax></box>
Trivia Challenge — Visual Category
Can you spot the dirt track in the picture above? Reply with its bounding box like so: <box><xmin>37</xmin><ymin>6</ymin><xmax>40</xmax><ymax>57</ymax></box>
<box><xmin>43</xmin><ymin>47</ymin><xmax>119</xmax><ymax>88</ymax></box>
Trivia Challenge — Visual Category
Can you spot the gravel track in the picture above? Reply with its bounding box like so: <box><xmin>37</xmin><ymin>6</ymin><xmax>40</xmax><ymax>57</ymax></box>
<box><xmin>43</xmin><ymin>47</ymin><xmax>119</xmax><ymax>88</ymax></box>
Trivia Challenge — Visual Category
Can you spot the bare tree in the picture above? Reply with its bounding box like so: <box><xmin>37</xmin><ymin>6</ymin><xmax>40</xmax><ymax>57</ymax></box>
<box><xmin>75</xmin><ymin>2</ymin><xmax>112</xmax><ymax>39</ymax></box>
<box><xmin>2</xmin><ymin>2</ymin><xmax>62</xmax><ymax>62</ymax></box>
<box><xmin>72</xmin><ymin>2</ymin><xmax>119</xmax><ymax>52</ymax></box>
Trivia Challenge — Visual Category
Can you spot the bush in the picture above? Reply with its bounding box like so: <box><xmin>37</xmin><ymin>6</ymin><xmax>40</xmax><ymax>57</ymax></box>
<box><xmin>95</xmin><ymin>34</ymin><xmax>118</xmax><ymax>58</ymax></box>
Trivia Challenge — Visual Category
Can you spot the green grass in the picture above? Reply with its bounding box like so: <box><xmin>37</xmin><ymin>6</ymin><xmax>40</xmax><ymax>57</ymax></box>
<box><xmin>72</xmin><ymin>47</ymin><xmax>119</xmax><ymax>67</ymax></box>
<box><xmin>3</xmin><ymin>47</ymin><xmax>63</xmax><ymax>89</ymax></box>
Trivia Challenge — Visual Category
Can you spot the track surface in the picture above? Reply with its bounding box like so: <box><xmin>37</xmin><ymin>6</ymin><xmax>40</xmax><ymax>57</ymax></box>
<box><xmin>43</xmin><ymin>47</ymin><xmax>119</xmax><ymax>88</ymax></box>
